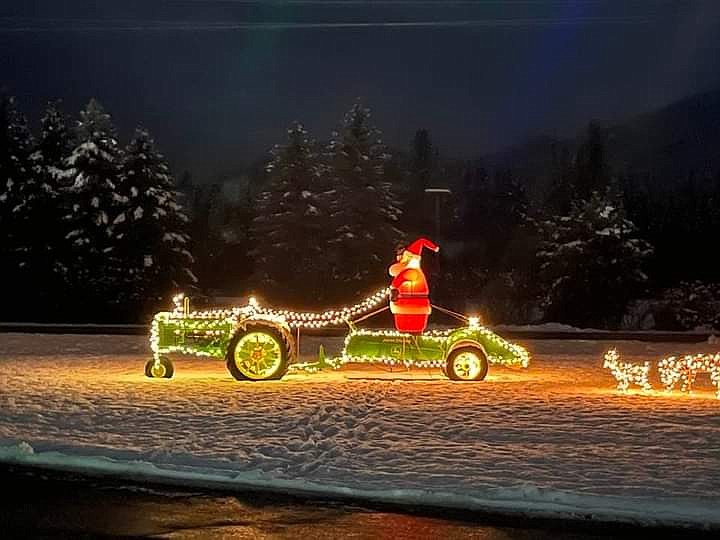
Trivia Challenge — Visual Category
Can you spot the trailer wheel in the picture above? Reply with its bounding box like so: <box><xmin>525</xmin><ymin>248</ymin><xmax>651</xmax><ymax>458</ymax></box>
<box><xmin>145</xmin><ymin>356</ymin><xmax>174</xmax><ymax>379</ymax></box>
<box><xmin>226</xmin><ymin>321</ymin><xmax>293</xmax><ymax>381</ymax></box>
<box><xmin>446</xmin><ymin>346</ymin><xmax>488</xmax><ymax>381</ymax></box>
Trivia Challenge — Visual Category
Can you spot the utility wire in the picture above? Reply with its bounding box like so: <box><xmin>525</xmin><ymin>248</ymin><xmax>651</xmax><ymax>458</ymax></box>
<box><xmin>0</xmin><ymin>15</ymin><xmax>656</xmax><ymax>32</ymax></box>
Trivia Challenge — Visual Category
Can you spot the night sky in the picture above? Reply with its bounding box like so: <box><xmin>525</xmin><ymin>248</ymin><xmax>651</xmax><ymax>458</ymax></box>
<box><xmin>2</xmin><ymin>1</ymin><xmax>720</xmax><ymax>179</ymax></box>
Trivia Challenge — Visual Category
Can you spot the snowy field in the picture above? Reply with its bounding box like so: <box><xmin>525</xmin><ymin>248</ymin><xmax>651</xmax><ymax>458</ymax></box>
<box><xmin>1</xmin><ymin>333</ymin><xmax>719</xmax><ymax>529</ymax></box>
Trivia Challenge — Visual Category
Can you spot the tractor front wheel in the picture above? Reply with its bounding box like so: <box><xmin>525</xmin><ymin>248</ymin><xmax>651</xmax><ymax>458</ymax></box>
<box><xmin>226</xmin><ymin>322</ymin><xmax>293</xmax><ymax>381</ymax></box>
<box><xmin>446</xmin><ymin>346</ymin><xmax>488</xmax><ymax>382</ymax></box>
<box><xmin>145</xmin><ymin>356</ymin><xmax>174</xmax><ymax>379</ymax></box>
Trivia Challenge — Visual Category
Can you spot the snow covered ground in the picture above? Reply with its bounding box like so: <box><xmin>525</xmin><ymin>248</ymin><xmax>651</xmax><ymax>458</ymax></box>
<box><xmin>1</xmin><ymin>333</ymin><xmax>719</xmax><ymax>529</ymax></box>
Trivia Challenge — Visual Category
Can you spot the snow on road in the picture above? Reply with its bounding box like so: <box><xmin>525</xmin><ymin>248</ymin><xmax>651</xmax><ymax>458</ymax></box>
<box><xmin>1</xmin><ymin>333</ymin><xmax>719</xmax><ymax>527</ymax></box>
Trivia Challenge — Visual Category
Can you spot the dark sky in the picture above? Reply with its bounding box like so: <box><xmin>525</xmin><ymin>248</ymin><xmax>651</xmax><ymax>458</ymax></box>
<box><xmin>2</xmin><ymin>1</ymin><xmax>720</xmax><ymax>180</ymax></box>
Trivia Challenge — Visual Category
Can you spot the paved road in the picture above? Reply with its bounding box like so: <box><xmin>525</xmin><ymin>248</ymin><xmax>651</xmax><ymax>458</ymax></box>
<box><xmin>1</xmin><ymin>465</ymin><xmax>710</xmax><ymax>539</ymax></box>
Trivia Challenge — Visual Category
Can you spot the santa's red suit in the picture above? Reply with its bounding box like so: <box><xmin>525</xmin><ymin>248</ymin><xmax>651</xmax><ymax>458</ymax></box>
<box><xmin>388</xmin><ymin>238</ymin><xmax>439</xmax><ymax>333</ymax></box>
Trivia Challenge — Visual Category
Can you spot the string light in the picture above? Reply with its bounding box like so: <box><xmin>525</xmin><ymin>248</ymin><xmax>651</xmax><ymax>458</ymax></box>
<box><xmin>603</xmin><ymin>349</ymin><xmax>652</xmax><ymax>392</ymax></box>
<box><xmin>164</xmin><ymin>289</ymin><xmax>390</xmax><ymax>328</ymax></box>
<box><xmin>150</xmin><ymin>290</ymin><xmax>389</xmax><ymax>366</ymax></box>
<box><xmin>340</xmin><ymin>327</ymin><xmax>530</xmax><ymax>369</ymax></box>
<box><xmin>658</xmin><ymin>353</ymin><xmax>720</xmax><ymax>397</ymax></box>
<box><xmin>256</xmin><ymin>288</ymin><xmax>391</xmax><ymax>329</ymax></box>
<box><xmin>149</xmin><ymin>289</ymin><xmax>530</xmax><ymax>375</ymax></box>
<box><xmin>603</xmin><ymin>349</ymin><xmax>720</xmax><ymax>398</ymax></box>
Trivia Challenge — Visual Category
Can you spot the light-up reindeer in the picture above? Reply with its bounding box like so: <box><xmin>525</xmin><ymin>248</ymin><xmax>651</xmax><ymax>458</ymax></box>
<box><xmin>603</xmin><ymin>348</ymin><xmax>652</xmax><ymax>392</ymax></box>
<box><xmin>658</xmin><ymin>354</ymin><xmax>720</xmax><ymax>397</ymax></box>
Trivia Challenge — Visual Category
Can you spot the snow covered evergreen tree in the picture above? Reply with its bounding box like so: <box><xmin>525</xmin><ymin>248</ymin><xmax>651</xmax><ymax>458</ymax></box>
<box><xmin>62</xmin><ymin>99</ymin><xmax>124</xmax><ymax>311</ymax></box>
<box><xmin>250</xmin><ymin>122</ymin><xmax>329</xmax><ymax>306</ymax></box>
<box><xmin>114</xmin><ymin>127</ymin><xmax>195</xmax><ymax>307</ymax></box>
<box><xmin>20</xmin><ymin>100</ymin><xmax>75</xmax><ymax>313</ymax></box>
<box><xmin>37</xmin><ymin>100</ymin><xmax>74</xmax><ymax>170</ymax></box>
<box><xmin>0</xmin><ymin>95</ymin><xmax>35</xmax><ymax>236</ymax></box>
<box><xmin>537</xmin><ymin>190</ymin><xmax>653</xmax><ymax>327</ymax></box>
<box><xmin>324</xmin><ymin>103</ymin><xmax>403</xmax><ymax>298</ymax></box>
<box><xmin>0</xmin><ymin>95</ymin><xmax>36</xmax><ymax>317</ymax></box>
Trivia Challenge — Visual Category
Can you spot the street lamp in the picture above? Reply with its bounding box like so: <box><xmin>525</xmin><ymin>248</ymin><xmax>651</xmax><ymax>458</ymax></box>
<box><xmin>424</xmin><ymin>188</ymin><xmax>452</xmax><ymax>241</ymax></box>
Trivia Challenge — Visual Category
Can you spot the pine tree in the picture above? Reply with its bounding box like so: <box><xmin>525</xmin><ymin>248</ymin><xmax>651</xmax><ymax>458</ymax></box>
<box><xmin>62</xmin><ymin>99</ymin><xmax>124</xmax><ymax>313</ymax></box>
<box><xmin>215</xmin><ymin>181</ymin><xmax>254</xmax><ymax>295</ymax></box>
<box><xmin>250</xmin><ymin>122</ymin><xmax>329</xmax><ymax>306</ymax></box>
<box><xmin>406</xmin><ymin>129</ymin><xmax>436</xmax><ymax>235</ymax></box>
<box><xmin>410</xmin><ymin>129</ymin><xmax>434</xmax><ymax>190</ymax></box>
<box><xmin>457</xmin><ymin>163</ymin><xmax>490</xmax><ymax>240</ymax></box>
<box><xmin>324</xmin><ymin>103</ymin><xmax>403</xmax><ymax>298</ymax></box>
<box><xmin>575</xmin><ymin>121</ymin><xmax>610</xmax><ymax>200</ymax></box>
<box><xmin>22</xmin><ymin>100</ymin><xmax>74</xmax><ymax>315</ymax></box>
<box><xmin>0</xmin><ymin>94</ymin><xmax>35</xmax><ymax>317</ymax></box>
<box><xmin>114</xmin><ymin>127</ymin><xmax>195</xmax><ymax>310</ymax></box>
<box><xmin>485</xmin><ymin>170</ymin><xmax>529</xmax><ymax>259</ymax></box>
<box><xmin>37</xmin><ymin>100</ymin><xmax>74</xmax><ymax>171</ymax></box>
<box><xmin>0</xmin><ymin>94</ymin><xmax>35</xmax><ymax>238</ymax></box>
<box><xmin>546</xmin><ymin>142</ymin><xmax>576</xmax><ymax>215</ymax></box>
<box><xmin>537</xmin><ymin>190</ymin><xmax>653</xmax><ymax>327</ymax></box>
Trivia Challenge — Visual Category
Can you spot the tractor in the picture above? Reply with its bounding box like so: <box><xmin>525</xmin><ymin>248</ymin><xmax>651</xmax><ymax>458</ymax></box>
<box><xmin>145</xmin><ymin>291</ymin><xmax>530</xmax><ymax>382</ymax></box>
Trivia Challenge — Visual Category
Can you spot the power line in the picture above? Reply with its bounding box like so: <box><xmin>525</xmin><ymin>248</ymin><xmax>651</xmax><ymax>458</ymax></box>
<box><xmin>0</xmin><ymin>15</ymin><xmax>657</xmax><ymax>33</ymax></box>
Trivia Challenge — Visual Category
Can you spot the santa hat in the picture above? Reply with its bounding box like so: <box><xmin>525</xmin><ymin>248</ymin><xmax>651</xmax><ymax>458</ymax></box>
<box><xmin>405</xmin><ymin>237</ymin><xmax>439</xmax><ymax>256</ymax></box>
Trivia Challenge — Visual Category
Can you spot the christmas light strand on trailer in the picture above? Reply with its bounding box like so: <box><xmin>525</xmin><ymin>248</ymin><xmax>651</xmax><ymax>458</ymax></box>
<box><xmin>658</xmin><ymin>353</ymin><xmax>720</xmax><ymax>397</ymax></box>
<box><xmin>340</xmin><ymin>326</ymin><xmax>530</xmax><ymax>369</ymax></box>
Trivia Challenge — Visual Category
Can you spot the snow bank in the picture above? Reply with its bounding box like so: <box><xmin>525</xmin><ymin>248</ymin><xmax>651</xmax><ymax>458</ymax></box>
<box><xmin>1</xmin><ymin>441</ymin><xmax>717</xmax><ymax>530</ymax></box>
<box><xmin>496</xmin><ymin>322</ymin><xmax>587</xmax><ymax>332</ymax></box>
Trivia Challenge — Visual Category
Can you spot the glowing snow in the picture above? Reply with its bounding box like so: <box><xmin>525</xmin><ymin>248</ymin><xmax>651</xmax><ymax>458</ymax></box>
<box><xmin>1</xmin><ymin>334</ymin><xmax>719</xmax><ymax>528</ymax></box>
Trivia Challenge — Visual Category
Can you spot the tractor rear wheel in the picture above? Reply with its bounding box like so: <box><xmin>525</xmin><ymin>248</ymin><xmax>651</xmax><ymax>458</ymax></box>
<box><xmin>226</xmin><ymin>321</ymin><xmax>294</xmax><ymax>381</ymax></box>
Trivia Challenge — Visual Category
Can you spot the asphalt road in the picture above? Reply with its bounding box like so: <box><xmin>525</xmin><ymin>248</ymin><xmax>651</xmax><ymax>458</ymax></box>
<box><xmin>1</xmin><ymin>465</ymin><xmax>712</xmax><ymax>539</ymax></box>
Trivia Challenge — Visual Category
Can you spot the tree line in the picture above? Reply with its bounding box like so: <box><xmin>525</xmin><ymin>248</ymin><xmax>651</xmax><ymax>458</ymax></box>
<box><xmin>183</xmin><ymin>117</ymin><xmax>719</xmax><ymax>330</ymax></box>
<box><xmin>3</xmin><ymin>91</ymin><xmax>719</xmax><ymax>328</ymax></box>
<box><xmin>0</xmin><ymin>95</ymin><xmax>193</xmax><ymax>322</ymax></box>
<box><xmin>437</xmin><ymin>122</ymin><xmax>720</xmax><ymax>329</ymax></box>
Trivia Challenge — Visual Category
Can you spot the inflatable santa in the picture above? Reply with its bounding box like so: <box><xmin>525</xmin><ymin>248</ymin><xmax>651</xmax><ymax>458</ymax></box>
<box><xmin>388</xmin><ymin>237</ymin><xmax>439</xmax><ymax>333</ymax></box>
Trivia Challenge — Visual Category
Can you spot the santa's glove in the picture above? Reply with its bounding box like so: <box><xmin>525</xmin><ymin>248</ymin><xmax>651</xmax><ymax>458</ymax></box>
<box><xmin>390</xmin><ymin>288</ymin><xmax>399</xmax><ymax>302</ymax></box>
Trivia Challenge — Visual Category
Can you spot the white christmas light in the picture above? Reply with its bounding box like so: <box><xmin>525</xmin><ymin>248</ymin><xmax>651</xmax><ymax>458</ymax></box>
<box><xmin>339</xmin><ymin>327</ymin><xmax>529</xmax><ymax>369</ymax></box>
<box><xmin>658</xmin><ymin>353</ymin><xmax>720</xmax><ymax>397</ymax></box>
<box><xmin>150</xmin><ymin>290</ymin><xmax>530</xmax><ymax>373</ymax></box>
<box><xmin>603</xmin><ymin>349</ymin><xmax>652</xmax><ymax>392</ymax></box>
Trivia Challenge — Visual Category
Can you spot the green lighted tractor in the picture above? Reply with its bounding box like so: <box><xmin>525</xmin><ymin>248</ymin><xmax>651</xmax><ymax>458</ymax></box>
<box><xmin>145</xmin><ymin>291</ymin><xmax>530</xmax><ymax>382</ymax></box>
